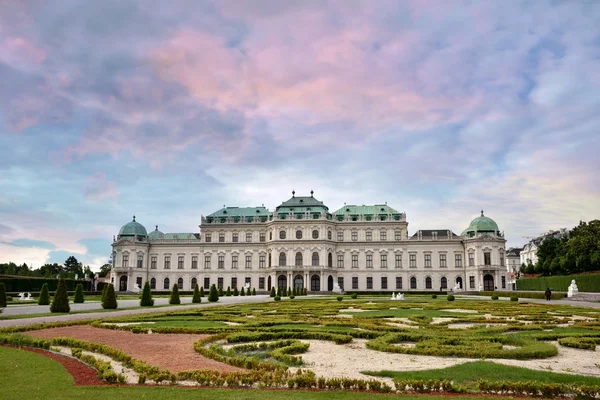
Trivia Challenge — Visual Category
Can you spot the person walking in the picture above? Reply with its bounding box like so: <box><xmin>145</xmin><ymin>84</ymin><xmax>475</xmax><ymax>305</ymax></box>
<box><xmin>545</xmin><ymin>288</ymin><xmax>552</xmax><ymax>301</ymax></box>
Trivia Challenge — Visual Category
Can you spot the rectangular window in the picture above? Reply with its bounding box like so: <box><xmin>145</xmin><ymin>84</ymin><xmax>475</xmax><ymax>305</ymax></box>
<box><xmin>205</xmin><ymin>234</ymin><xmax>211</xmax><ymax>242</ymax></box>
<box><xmin>231</xmin><ymin>277</ymin><xmax>237</xmax><ymax>289</ymax></box>
<box><xmin>351</xmin><ymin>231</ymin><xmax>358</xmax><ymax>241</ymax></box>
<box><xmin>137</xmin><ymin>255</ymin><xmax>143</xmax><ymax>268</ymax></box>
<box><xmin>218</xmin><ymin>255</ymin><xmax>225</xmax><ymax>269</ymax></box>
<box><xmin>484</xmin><ymin>252</ymin><xmax>491</xmax><ymax>266</ymax></box>
<box><xmin>366</xmin><ymin>277</ymin><xmax>373</xmax><ymax>289</ymax></box>
<box><xmin>381</xmin><ymin>277</ymin><xmax>387</xmax><ymax>289</ymax></box>
<box><xmin>409</xmin><ymin>254</ymin><xmax>416</xmax><ymax>268</ymax></box>
<box><xmin>337</xmin><ymin>254</ymin><xmax>344</xmax><ymax>268</ymax></box>
<box><xmin>246</xmin><ymin>232</ymin><xmax>252</xmax><ymax>242</ymax></box>
<box><xmin>232</xmin><ymin>255</ymin><xmax>238</xmax><ymax>269</ymax></box>
<box><xmin>381</xmin><ymin>254</ymin><xmax>388</xmax><ymax>268</ymax></box>
<box><xmin>151</xmin><ymin>256</ymin><xmax>157</xmax><ymax>269</ymax></box>
<box><xmin>380</xmin><ymin>230</ymin><xmax>387</xmax><ymax>241</ymax></box>
<box><xmin>203</xmin><ymin>277</ymin><xmax>210</xmax><ymax>290</ymax></box>
<box><xmin>424</xmin><ymin>254</ymin><xmax>431</xmax><ymax>268</ymax></box>
<box><xmin>337</xmin><ymin>231</ymin><xmax>343</xmax><ymax>241</ymax></box>
<box><xmin>395</xmin><ymin>254</ymin><xmax>402</xmax><ymax>268</ymax></box>
<box><xmin>410</xmin><ymin>278</ymin><xmax>417</xmax><ymax>289</ymax></box>
<box><xmin>501</xmin><ymin>276</ymin><xmax>506</xmax><ymax>289</ymax></box>
<box><xmin>204</xmin><ymin>255</ymin><xmax>211</xmax><ymax>269</ymax></box>
<box><xmin>245</xmin><ymin>255</ymin><xmax>252</xmax><ymax>269</ymax></box>
<box><xmin>122</xmin><ymin>254</ymin><xmax>129</xmax><ymax>268</ymax></box>
<box><xmin>150</xmin><ymin>279</ymin><xmax>156</xmax><ymax>289</ymax></box>
<box><xmin>164</xmin><ymin>256</ymin><xmax>170</xmax><ymax>269</ymax></box>
<box><xmin>500</xmin><ymin>253</ymin><xmax>505</xmax><ymax>266</ymax></box>
<box><xmin>469</xmin><ymin>253</ymin><xmax>474</xmax><ymax>266</ymax></box>
<box><xmin>440</xmin><ymin>254</ymin><xmax>447</xmax><ymax>268</ymax></box>
<box><xmin>395</xmin><ymin>230</ymin><xmax>402</xmax><ymax>241</ymax></box>
<box><xmin>455</xmin><ymin>254</ymin><xmax>462</xmax><ymax>268</ymax></box>
<box><xmin>366</xmin><ymin>254</ymin><xmax>373</xmax><ymax>268</ymax></box>
<box><xmin>259</xmin><ymin>255</ymin><xmax>265</xmax><ymax>269</ymax></box>
<box><xmin>469</xmin><ymin>276</ymin><xmax>475</xmax><ymax>289</ymax></box>
<box><xmin>338</xmin><ymin>277</ymin><xmax>344</xmax><ymax>290</ymax></box>
<box><xmin>217</xmin><ymin>277</ymin><xmax>223</xmax><ymax>289</ymax></box>
<box><xmin>245</xmin><ymin>277</ymin><xmax>251</xmax><ymax>287</ymax></box>
<box><xmin>136</xmin><ymin>277</ymin><xmax>142</xmax><ymax>288</ymax></box>
<box><xmin>396</xmin><ymin>276</ymin><xmax>403</xmax><ymax>289</ymax></box>
<box><xmin>219</xmin><ymin>233</ymin><xmax>225</xmax><ymax>243</ymax></box>
<box><xmin>366</xmin><ymin>231</ymin><xmax>372</xmax><ymax>241</ymax></box>
<box><xmin>191</xmin><ymin>256</ymin><xmax>198</xmax><ymax>269</ymax></box>
<box><xmin>352</xmin><ymin>277</ymin><xmax>359</xmax><ymax>289</ymax></box>
<box><xmin>352</xmin><ymin>255</ymin><xmax>358</xmax><ymax>268</ymax></box>
<box><xmin>178</xmin><ymin>256</ymin><xmax>184</xmax><ymax>269</ymax></box>
<box><xmin>232</xmin><ymin>233</ymin><xmax>239</xmax><ymax>242</ymax></box>
<box><xmin>260</xmin><ymin>233</ymin><xmax>266</xmax><ymax>242</ymax></box>
<box><xmin>259</xmin><ymin>277</ymin><xmax>265</xmax><ymax>289</ymax></box>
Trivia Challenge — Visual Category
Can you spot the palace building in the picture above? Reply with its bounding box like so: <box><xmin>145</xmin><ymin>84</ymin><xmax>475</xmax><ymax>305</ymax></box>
<box><xmin>110</xmin><ymin>191</ymin><xmax>507</xmax><ymax>294</ymax></box>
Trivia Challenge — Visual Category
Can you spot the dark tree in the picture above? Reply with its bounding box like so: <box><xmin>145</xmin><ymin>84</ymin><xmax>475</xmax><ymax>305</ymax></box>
<box><xmin>208</xmin><ymin>284</ymin><xmax>219</xmax><ymax>302</ymax></box>
<box><xmin>50</xmin><ymin>279</ymin><xmax>70</xmax><ymax>313</ymax></box>
<box><xmin>0</xmin><ymin>283</ymin><xmax>6</xmax><ymax>308</ymax></box>
<box><xmin>38</xmin><ymin>283</ymin><xmax>50</xmax><ymax>305</ymax></box>
<box><xmin>64</xmin><ymin>256</ymin><xmax>84</xmax><ymax>277</ymax></box>
<box><xmin>192</xmin><ymin>283</ymin><xmax>201</xmax><ymax>303</ymax></box>
<box><xmin>240</xmin><ymin>287</ymin><xmax>246</xmax><ymax>296</ymax></box>
<box><xmin>252</xmin><ymin>288</ymin><xmax>256</xmax><ymax>296</ymax></box>
<box><xmin>200</xmin><ymin>286</ymin><xmax>205</xmax><ymax>297</ymax></box>
<box><xmin>140</xmin><ymin>281</ymin><xmax>154</xmax><ymax>306</ymax></box>
<box><xmin>102</xmin><ymin>284</ymin><xmax>118</xmax><ymax>309</ymax></box>
<box><xmin>169</xmin><ymin>284</ymin><xmax>180</xmax><ymax>305</ymax></box>
<box><xmin>73</xmin><ymin>283</ymin><xmax>85</xmax><ymax>303</ymax></box>
<box><xmin>270</xmin><ymin>287</ymin><xmax>276</xmax><ymax>297</ymax></box>
<box><xmin>98</xmin><ymin>264</ymin><xmax>112</xmax><ymax>278</ymax></box>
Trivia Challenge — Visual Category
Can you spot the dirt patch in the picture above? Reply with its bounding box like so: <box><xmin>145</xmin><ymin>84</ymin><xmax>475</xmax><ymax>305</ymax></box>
<box><xmin>27</xmin><ymin>325</ymin><xmax>243</xmax><ymax>373</ymax></box>
<box><xmin>2</xmin><ymin>345</ymin><xmax>103</xmax><ymax>386</ymax></box>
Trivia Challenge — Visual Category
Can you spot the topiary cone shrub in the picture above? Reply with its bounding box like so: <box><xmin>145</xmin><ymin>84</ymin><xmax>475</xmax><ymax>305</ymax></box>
<box><xmin>270</xmin><ymin>287</ymin><xmax>276</xmax><ymax>297</ymax></box>
<box><xmin>0</xmin><ymin>283</ymin><xmax>6</xmax><ymax>308</ymax></box>
<box><xmin>218</xmin><ymin>287</ymin><xmax>224</xmax><ymax>296</ymax></box>
<box><xmin>140</xmin><ymin>281</ymin><xmax>154</xmax><ymax>306</ymax></box>
<box><xmin>276</xmin><ymin>287</ymin><xmax>281</xmax><ymax>297</ymax></box>
<box><xmin>208</xmin><ymin>284</ymin><xmax>219</xmax><ymax>302</ymax></box>
<box><xmin>252</xmin><ymin>288</ymin><xmax>256</xmax><ymax>296</ymax></box>
<box><xmin>240</xmin><ymin>287</ymin><xmax>245</xmax><ymax>296</ymax></box>
<box><xmin>50</xmin><ymin>279</ymin><xmax>70</xmax><ymax>313</ymax></box>
<box><xmin>38</xmin><ymin>283</ymin><xmax>50</xmax><ymax>305</ymax></box>
<box><xmin>200</xmin><ymin>286</ymin><xmax>205</xmax><ymax>297</ymax></box>
<box><xmin>303</xmin><ymin>288</ymin><xmax>307</xmax><ymax>296</ymax></box>
<box><xmin>73</xmin><ymin>283</ymin><xmax>85</xmax><ymax>303</ymax></box>
<box><xmin>192</xmin><ymin>283</ymin><xmax>201</xmax><ymax>304</ymax></box>
<box><xmin>226</xmin><ymin>287</ymin><xmax>231</xmax><ymax>296</ymax></box>
<box><xmin>102</xmin><ymin>284</ymin><xmax>118</xmax><ymax>309</ymax></box>
<box><xmin>169</xmin><ymin>284</ymin><xmax>181</xmax><ymax>305</ymax></box>
<box><xmin>233</xmin><ymin>287</ymin><xmax>239</xmax><ymax>296</ymax></box>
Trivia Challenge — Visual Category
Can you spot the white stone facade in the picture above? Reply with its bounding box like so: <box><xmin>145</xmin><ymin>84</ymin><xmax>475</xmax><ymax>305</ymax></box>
<box><xmin>111</xmin><ymin>195</ymin><xmax>507</xmax><ymax>293</ymax></box>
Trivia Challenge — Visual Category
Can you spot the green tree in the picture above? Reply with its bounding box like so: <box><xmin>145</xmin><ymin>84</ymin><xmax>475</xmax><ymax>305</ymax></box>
<box><xmin>252</xmin><ymin>288</ymin><xmax>256</xmax><ymax>296</ymax></box>
<box><xmin>270</xmin><ymin>287</ymin><xmax>276</xmax><ymax>297</ymax></box>
<box><xmin>102</xmin><ymin>284</ymin><xmax>118</xmax><ymax>309</ymax></box>
<box><xmin>38</xmin><ymin>283</ymin><xmax>50</xmax><ymax>305</ymax></box>
<box><xmin>218</xmin><ymin>287</ymin><xmax>224</xmax><ymax>296</ymax></box>
<box><xmin>208</xmin><ymin>284</ymin><xmax>219</xmax><ymax>302</ymax></box>
<box><xmin>169</xmin><ymin>284</ymin><xmax>181</xmax><ymax>304</ymax></box>
<box><xmin>226</xmin><ymin>286</ymin><xmax>231</xmax><ymax>296</ymax></box>
<box><xmin>0</xmin><ymin>283</ymin><xmax>6</xmax><ymax>308</ymax></box>
<box><xmin>73</xmin><ymin>284</ymin><xmax>85</xmax><ymax>303</ymax></box>
<box><xmin>233</xmin><ymin>287</ymin><xmax>239</xmax><ymax>296</ymax></box>
<box><xmin>98</xmin><ymin>264</ymin><xmax>112</xmax><ymax>278</ymax></box>
<box><xmin>50</xmin><ymin>279</ymin><xmax>70</xmax><ymax>313</ymax></box>
<box><xmin>64</xmin><ymin>256</ymin><xmax>84</xmax><ymax>278</ymax></box>
<box><xmin>192</xmin><ymin>283</ymin><xmax>201</xmax><ymax>303</ymax></box>
<box><xmin>140</xmin><ymin>281</ymin><xmax>154</xmax><ymax>306</ymax></box>
<box><xmin>240</xmin><ymin>287</ymin><xmax>245</xmax><ymax>296</ymax></box>
<box><xmin>200</xmin><ymin>286</ymin><xmax>205</xmax><ymax>297</ymax></box>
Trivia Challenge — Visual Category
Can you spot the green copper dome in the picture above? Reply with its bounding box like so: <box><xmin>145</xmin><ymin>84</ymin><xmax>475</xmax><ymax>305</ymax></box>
<box><xmin>462</xmin><ymin>211</ymin><xmax>500</xmax><ymax>236</ymax></box>
<box><xmin>147</xmin><ymin>225</ymin><xmax>164</xmax><ymax>240</ymax></box>
<box><xmin>118</xmin><ymin>216</ymin><xmax>147</xmax><ymax>239</ymax></box>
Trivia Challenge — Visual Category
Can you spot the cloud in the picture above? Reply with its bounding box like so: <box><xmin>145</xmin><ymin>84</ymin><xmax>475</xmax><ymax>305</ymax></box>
<box><xmin>84</xmin><ymin>173</ymin><xmax>119</xmax><ymax>201</ymax></box>
<box><xmin>4</xmin><ymin>238</ymin><xmax>56</xmax><ymax>250</ymax></box>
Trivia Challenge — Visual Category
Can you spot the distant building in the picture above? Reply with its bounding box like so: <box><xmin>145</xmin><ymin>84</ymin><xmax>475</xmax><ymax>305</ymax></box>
<box><xmin>505</xmin><ymin>247</ymin><xmax>522</xmax><ymax>290</ymax></box>
<box><xmin>520</xmin><ymin>229</ymin><xmax>569</xmax><ymax>266</ymax></box>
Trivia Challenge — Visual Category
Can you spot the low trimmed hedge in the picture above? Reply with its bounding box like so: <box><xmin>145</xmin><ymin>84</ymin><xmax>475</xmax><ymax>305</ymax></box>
<box><xmin>479</xmin><ymin>291</ymin><xmax>566</xmax><ymax>300</ymax></box>
<box><xmin>517</xmin><ymin>273</ymin><xmax>600</xmax><ymax>292</ymax></box>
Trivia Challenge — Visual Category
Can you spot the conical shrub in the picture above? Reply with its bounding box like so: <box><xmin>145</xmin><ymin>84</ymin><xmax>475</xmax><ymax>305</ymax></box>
<box><xmin>233</xmin><ymin>287</ymin><xmax>239</xmax><ymax>296</ymax></box>
<box><xmin>0</xmin><ymin>283</ymin><xmax>6</xmax><ymax>308</ymax></box>
<box><xmin>200</xmin><ymin>286</ymin><xmax>205</xmax><ymax>297</ymax></box>
<box><xmin>140</xmin><ymin>281</ymin><xmax>154</xmax><ymax>306</ymax></box>
<box><xmin>218</xmin><ymin>287</ymin><xmax>224</xmax><ymax>296</ymax></box>
<box><xmin>192</xmin><ymin>283</ymin><xmax>201</xmax><ymax>303</ymax></box>
<box><xmin>270</xmin><ymin>287</ymin><xmax>276</xmax><ymax>297</ymax></box>
<box><xmin>169</xmin><ymin>284</ymin><xmax>180</xmax><ymax>305</ymax></box>
<box><xmin>208</xmin><ymin>284</ymin><xmax>219</xmax><ymax>302</ymax></box>
<box><xmin>252</xmin><ymin>288</ymin><xmax>256</xmax><ymax>296</ymax></box>
<box><xmin>226</xmin><ymin>286</ymin><xmax>231</xmax><ymax>296</ymax></box>
<box><xmin>102</xmin><ymin>284</ymin><xmax>118</xmax><ymax>309</ymax></box>
<box><xmin>240</xmin><ymin>287</ymin><xmax>245</xmax><ymax>296</ymax></box>
<box><xmin>50</xmin><ymin>278</ymin><xmax>70</xmax><ymax>313</ymax></box>
<box><xmin>38</xmin><ymin>283</ymin><xmax>50</xmax><ymax>305</ymax></box>
<box><xmin>73</xmin><ymin>283</ymin><xmax>85</xmax><ymax>303</ymax></box>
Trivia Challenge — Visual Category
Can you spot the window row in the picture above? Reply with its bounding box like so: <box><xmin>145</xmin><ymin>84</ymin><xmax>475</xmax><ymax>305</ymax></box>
<box><xmin>467</xmin><ymin>250</ymin><xmax>505</xmax><ymax>267</ymax></box>
<box><xmin>148</xmin><ymin>276</ymin><xmax>265</xmax><ymax>291</ymax></box>
<box><xmin>204</xmin><ymin>229</ymin><xmax>405</xmax><ymax>242</ymax></box>
<box><xmin>205</xmin><ymin>232</ymin><xmax>267</xmax><ymax>243</ymax></box>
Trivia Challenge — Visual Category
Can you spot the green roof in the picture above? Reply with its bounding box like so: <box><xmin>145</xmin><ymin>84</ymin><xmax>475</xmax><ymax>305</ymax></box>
<box><xmin>462</xmin><ymin>211</ymin><xmax>500</xmax><ymax>235</ymax></box>
<box><xmin>118</xmin><ymin>216</ymin><xmax>147</xmax><ymax>238</ymax></box>
<box><xmin>276</xmin><ymin>193</ymin><xmax>329</xmax><ymax>212</ymax></box>
<box><xmin>333</xmin><ymin>204</ymin><xmax>399</xmax><ymax>215</ymax></box>
<box><xmin>207</xmin><ymin>206</ymin><xmax>271</xmax><ymax>218</ymax></box>
<box><xmin>147</xmin><ymin>225</ymin><xmax>164</xmax><ymax>240</ymax></box>
<box><xmin>158</xmin><ymin>233</ymin><xmax>199</xmax><ymax>240</ymax></box>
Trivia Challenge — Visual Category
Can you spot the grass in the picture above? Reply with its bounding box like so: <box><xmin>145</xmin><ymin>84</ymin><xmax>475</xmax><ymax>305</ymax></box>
<box><xmin>0</xmin><ymin>303</ymin><xmax>193</xmax><ymax>320</ymax></box>
<box><xmin>0</xmin><ymin>346</ymin><xmax>511</xmax><ymax>400</ymax></box>
<box><xmin>363</xmin><ymin>361</ymin><xmax>600</xmax><ymax>389</ymax></box>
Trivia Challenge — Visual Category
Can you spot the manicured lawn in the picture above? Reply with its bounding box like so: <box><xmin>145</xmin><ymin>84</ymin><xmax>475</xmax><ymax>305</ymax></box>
<box><xmin>0</xmin><ymin>303</ymin><xmax>192</xmax><ymax>320</ymax></box>
<box><xmin>0</xmin><ymin>346</ymin><xmax>513</xmax><ymax>400</ymax></box>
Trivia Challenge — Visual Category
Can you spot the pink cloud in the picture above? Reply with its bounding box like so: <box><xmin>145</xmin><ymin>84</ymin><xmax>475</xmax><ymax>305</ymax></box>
<box><xmin>83</xmin><ymin>173</ymin><xmax>119</xmax><ymax>201</ymax></box>
<box><xmin>0</xmin><ymin>36</ymin><xmax>47</xmax><ymax>65</ymax></box>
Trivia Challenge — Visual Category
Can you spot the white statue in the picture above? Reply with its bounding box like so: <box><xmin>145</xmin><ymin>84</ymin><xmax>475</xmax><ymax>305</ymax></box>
<box><xmin>391</xmin><ymin>292</ymin><xmax>396</xmax><ymax>300</ymax></box>
<box><xmin>568</xmin><ymin>280</ymin><xmax>579</xmax><ymax>298</ymax></box>
<box><xmin>398</xmin><ymin>293</ymin><xmax>404</xmax><ymax>300</ymax></box>
<box><xmin>132</xmin><ymin>283</ymin><xmax>141</xmax><ymax>294</ymax></box>
<box><xmin>332</xmin><ymin>282</ymin><xmax>343</xmax><ymax>294</ymax></box>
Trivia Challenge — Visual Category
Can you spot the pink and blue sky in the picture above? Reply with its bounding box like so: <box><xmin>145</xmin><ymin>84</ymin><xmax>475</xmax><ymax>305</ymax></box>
<box><xmin>1</xmin><ymin>1</ymin><xmax>599</xmax><ymax>271</ymax></box>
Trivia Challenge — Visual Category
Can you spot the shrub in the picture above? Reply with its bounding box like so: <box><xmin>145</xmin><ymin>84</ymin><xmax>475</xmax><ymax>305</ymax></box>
<box><xmin>192</xmin><ymin>283</ymin><xmax>201</xmax><ymax>304</ymax></box>
<box><xmin>0</xmin><ymin>283</ymin><xmax>6</xmax><ymax>308</ymax></box>
<box><xmin>431</xmin><ymin>294</ymin><xmax>437</xmax><ymax>299</ymax></box>
<box><xmin>289</xmin><ymin>295</ymin><xmax>295</xmax><ymax>299</ymax></box>
<box><xmin>140</xmin><ymin>281</ymin><xmax>154</xmax><ymax>306</ymax></box>
<box><xmin>446</xmin><ymin>294</ymin><xmax>455</xmax><ymax>302</ymax></box>
<box><xmin>50</xmin><ymin>279</ymin><xmax>70</xmax><ymax>313</ymax></box>
<box><xmin>337</xmin><ymin>296</ymin><xmax>343</xmax><ymax>301</ymax></box>
<box><xmin>208</xmin><ymin>284</ymin><xmax>219</xmax><ymax>302</ymax></box>
<box><xmin>270</xmin><ymin>287</ymin><xmax>276</xmax><ymax>297</ymax></box>
<box><xmin>169</xmin><ymin>284</ymin><xmax>181</xmax><ymax>305</ymax></box>
<box><xmin>351</xmin><ymin>293</ymin><xmax>358</xmax><ymax>299</ymax></box>
<box><xmin>226</xmin><ymin>286</ymin><xmax>232</xmax><ymax>296</ymax></box>
<box><xmin>200</xmin><ymin>286</ymin><xmax>205</xmax><ymax>297</ymax></box>
<box><xmin>491</xmin><ymin>295</ymin><xmax>499</xmax><ymax>300</ymax></box>
<box><xmin>73</xmin><ymin>284</ymin><xmax>85</xmax><ymax>303</ymax></box>
<box><xmin>233</xmin><ymin>287</ymin><xmax>239</xmax><ymax>296</ymax></box>
<box><xmin>274</xmin><ymin>296</ymin><xmax>281</xmax><ymax>301</ymax></box>
<box><xmin>102</xmin><ymin>284</ymin><xmax>118</xmax><ymax>309</ymax></box>
<box><xmin>6</xmin><ymin>295</ymin><xmax>12</xmax><ymax>302</ymax></box>
<box><xmin>510</xmin><ymin>296</ymin><xmax>519</xmax><ymax>302</ymax></box>
<box><xmin>288</xmin><ymin>287</ymin><xmax>292</xmax><ymax>297</ymax></box>
<box><xmin>252</xmin><ymin>288</ymin><xmax>256</xmax><ymax>296</ymax></box>
<box><xmin>240</xmin><ymin>287</ymin><xmax>246</xmax><ymax>296</ymax></box>
<box><xmin>38</xmin><ymin>283</ymin><xmax>50</xmax><ymax>305</ymax></box>
<box><xmin>277</xmin><ymin>287</ymin><xmax>282</xmax><ymax>297</ymax></box>
<box><xmin>218</xmin><ymin>287</ymin><xmax>224</xmax><ymax>296</ymax></box>
<box><xmin>282</xmin><ymin>287</ymin><xmax>287</xmax><ymax>297</ymax></box>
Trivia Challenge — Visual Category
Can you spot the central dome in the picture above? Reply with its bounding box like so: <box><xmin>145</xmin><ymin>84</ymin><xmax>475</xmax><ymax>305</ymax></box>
<box><xmin>118</xmin><ymin>216</ymin><xmax>147</xmax><ymax>239</ymax></box>
<box><xmin>462</xmin><ymin>211</ymin><xmax>500</xmax><ymax>237</ymax></box>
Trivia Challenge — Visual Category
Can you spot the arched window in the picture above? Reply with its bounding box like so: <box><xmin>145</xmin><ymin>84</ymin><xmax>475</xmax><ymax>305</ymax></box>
<box><xmin>296</xmin><ymin>230</ymin><xmax>303</xmax><ymax>239</ymax></box>
<box><xmin>312</xmin><ymin>252</ymin><xmax>319</xmax><ymax>266</ymax></box>
<box><xmin>312</xmin><ymin>230</ymin><xmax>319</xmax><ymax>239</ymax></box>
<box><xmin>328</xmin><ymin>253</ymin><xmax>332</xmax><ymax>268</ymax></box>
<box><xmin>410</xmin><ymin>276</ymin><xmax>417</xmax><ymax>289</ymax></box>
<box><xmin>311</xmin><ymin>274</ymin><xmax>320</xmax><ymax>291</ymax></box>
<box><xmin>278</xmin><ymin>274</ymin><xmax>287</xmax><ymax>289</ymax></box>
<box><xmin>191</xmin><ymin>277</ymin><xmax>197</xmax><ymax>289</ymax></box>
<box><xmin>279</xmin><ymin>252</ymin><xmax>287</xmax><ymax>266</ymax></box>
<box><xmin>177</xmin><ymin>277</ymin><xmax>183</xmax><ymax>289</ymax></box>
<box><xmin>164</xmin><ymin>277</ymin><xmax>170</xmax><ymax>290</ymax></box>
<box><xmin>425</xmin><ymin>277</ymin><xmax>432</xmax><ymax>289</ymax></box>
<box><xmin>279</xmin><ymin>230</ymin><xmax>286</xmax><ymax>239</ymax></box>
<box><xmin>441</xmin><ymin>277</ymin><xmax>447</xmax><ymax>289</ymax></box>
<box><xmin>150</xmin><ymin>278</ymin><xmax>156</xmax><ymax>289</ymax></box>
<box><xmin>328</xmin><ymin>230</ymin><xmax>332</xmax><ymax>240</ymax></box>
<box><xmin>295</xmin><ymin>252</ymin><xmax>303</xmax><ymax>266</ymax></box>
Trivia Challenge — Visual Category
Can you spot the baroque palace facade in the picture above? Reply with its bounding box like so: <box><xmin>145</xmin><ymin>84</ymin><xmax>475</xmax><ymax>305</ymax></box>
<box><xmin>110</xmin><ymin>192</ymin><xmax>507</xmax><ymax>294</ymax></box>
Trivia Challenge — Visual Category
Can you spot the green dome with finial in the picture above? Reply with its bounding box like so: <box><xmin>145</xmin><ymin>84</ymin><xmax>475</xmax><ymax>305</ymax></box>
<box><xmin>118</xmin><ymin>216</ymin><xmax>147</xmax><ymax>239</ymax></box>
<box><xmin>462</xmin><ymin>211</ymin><xmax>500</xmax><ymax>236</ymax></box>
<box><xmin>147</xmin><ymin>225</ymin><xmax>164</xmax><ymax>240</ymax></box>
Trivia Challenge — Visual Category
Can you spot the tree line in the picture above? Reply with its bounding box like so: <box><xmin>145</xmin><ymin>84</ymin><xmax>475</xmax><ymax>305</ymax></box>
<box><xmin>0</xmin><ymin>256</ymin><xmax>111</xmax><ymax>279</ymax></box>
<box><xmin>520</xmin><ymin>220</ymin><xmax>600</xmax><ymax>276</ymax></box>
